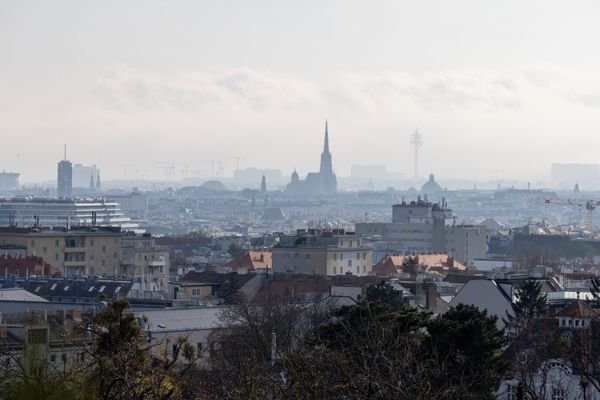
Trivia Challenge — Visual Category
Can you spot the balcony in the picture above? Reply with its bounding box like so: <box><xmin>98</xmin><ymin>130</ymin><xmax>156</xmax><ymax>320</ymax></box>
<box><xmin>64</xmin><ymin>260</ymin><xmax>87</xmax><ymax>268</ymax></box>
<box><xmin>64</xmin><ymin>247</ymin><xmax>86</xmax><ymax>253</ymax></box>
<box><xmin>148</xmin><ymin>260</ymin><xmax>166</xmax><ymax>267</ymax></box>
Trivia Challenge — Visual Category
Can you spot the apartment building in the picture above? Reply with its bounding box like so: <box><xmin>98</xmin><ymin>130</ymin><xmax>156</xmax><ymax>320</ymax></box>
<box><xmin>0</xmin><ymin>226</ymin><xmax>122</xmax><ymax>276</ymax></box>
<box><xmin>356</xmin><ymin>199</ymin><xmax>487</xmax><ymax>267</ymax></box>
<box><xmin>121</xmin><ymin>232</ymin><xmax>169</xmax><ymax>297</ymax></box>
<box><xmin>272</xmin><ymin>229</ymin><xmax>373</xmax><ymax>276</ymax></box>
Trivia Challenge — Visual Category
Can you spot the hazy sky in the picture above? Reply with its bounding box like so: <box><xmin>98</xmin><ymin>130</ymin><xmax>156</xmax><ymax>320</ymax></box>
<box><xmin>2</xmin><ymin>0</ymin><xmax>600</xmax><ymax>183</ymax></box>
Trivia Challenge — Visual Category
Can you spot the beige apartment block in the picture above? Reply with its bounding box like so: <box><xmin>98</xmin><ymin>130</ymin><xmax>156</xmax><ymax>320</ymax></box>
<box><xmin>0</xmin><ymin>227</ymin><xmax>122</xmax><ymax>277</ymax></box>
<box><xmin>272</xmin><ymin>229</ymin><xmax>373</xmax><ymax>276</ymax></box>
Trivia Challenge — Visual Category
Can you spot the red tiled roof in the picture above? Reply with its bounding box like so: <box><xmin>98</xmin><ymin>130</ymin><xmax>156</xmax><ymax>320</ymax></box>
<box><xmin>226</xmin><ymin>251</ymin><xmax>272</xmax><ymax>272</ymax></box>
<box><xmin>0</xmin><ymin>256</ymin><xmax>61</xmax><ymax>277</ymax></box>
<box><xmin>373</xmin><ymin>253</ymin><xmax>466</xmax><ymax>276</ymax></box>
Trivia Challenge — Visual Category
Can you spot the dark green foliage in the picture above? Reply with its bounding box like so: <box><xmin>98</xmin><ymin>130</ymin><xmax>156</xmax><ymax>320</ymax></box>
<box><xmin>427</xmin><ymin>304</ymin><xmax>509</xmax><ymax>399</ymax></box>
<box><xmin>365</xmin><ymin>281</ymin><xmax>405</xmax><ymax>310</ymax></box>
<box><xmin>219</xmin><ymin>272</ymin><xmax>243</xmax><ymax>304</ymax></box>
<box><xmin>513</xmin><ymin>279</ymin><xmax>547</xmax><ymax>320</ymax></box>
<box><xmin>591</xmin><ymin>276</ymin><xmax>600</xmax><ymax>306</ymax></box>
<box><xmin>403</xmin><ymin>256</ymin><xmax>420</xmax><ymax>274</ymax></box>
<box><xmin>227</xmin><ymin>242</ymin><xmax>245</xmax><ymax>257</ymax></box>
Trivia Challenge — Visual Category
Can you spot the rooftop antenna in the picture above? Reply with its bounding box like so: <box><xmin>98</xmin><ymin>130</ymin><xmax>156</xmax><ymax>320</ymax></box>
<box><xmin>64</xmin><ymin>144</ymin><xmax>67</xmax><ymax>161</ymax></box>
<box><xmin>410</xmin><ymin>129</ymin><xmax>423</xmax><ymax>179</ymax></box>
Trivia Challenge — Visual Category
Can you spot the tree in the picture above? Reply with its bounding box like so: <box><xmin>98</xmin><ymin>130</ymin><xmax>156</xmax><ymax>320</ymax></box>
<box><xmin>426</xmin><ymin>304</ymin><xmax>509</xmax><ymax>400</ymax></box>
<box><xmin>403</xmin><ymin>256</ymin><xmax>420</xmax><ymax>274</ymax></box>
<box><xmin>364</xmin><ymin>281</ymin><xmax>404</xmax><ymax>310</ymax></box>
<box><xmin>200</xmin><ymin>293</ymin><xmax>332</xmax><ymax>399</ymax></box>
<box><xmin>227</xmin><ymin>242</ymin><xmax>245</xmax><ymax>258</ymax></box>
<box><xmin>591</xmin><ymin>276</ymin><xmax>600</xmax><ymax>307</ymax></box>
<box><xmin>513</xmin><ymin>279</ymin><xmax>547</xmax><ymax>321</ymax></box>
<box><xmin>0</xmin><ymin>300</ymin><xmax>201</xmax><ymax>400</ymax></box>
<box><xmin>76</xmin><ymin>299</ymin><xmax>199</xmax><ymax>400</ymax></box>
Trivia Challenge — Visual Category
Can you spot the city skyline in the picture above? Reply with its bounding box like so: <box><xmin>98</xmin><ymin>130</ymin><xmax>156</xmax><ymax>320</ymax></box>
<box><xmin>3</xmin><ymin>1</ymin><xmax>600</xmax><ymax>182</ymax></box>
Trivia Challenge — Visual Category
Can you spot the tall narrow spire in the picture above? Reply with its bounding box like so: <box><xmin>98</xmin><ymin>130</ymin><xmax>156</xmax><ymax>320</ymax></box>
<box><xmin>323</xmin><ymin>120</ymin><xmax>330</xmax><ymax>155</ymax></box>
<box><xmin>64</xmin><ymin>144</ymin><xmax>67</xmax><ymax>161</ymax></box>
<box><xmin>319</xmin><ymin>120</ymin><xmax>333</xmax><ymax>177</ymax></box>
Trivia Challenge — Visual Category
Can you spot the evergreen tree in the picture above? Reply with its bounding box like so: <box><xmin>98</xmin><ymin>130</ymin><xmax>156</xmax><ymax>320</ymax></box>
<box><xmin>402</xmin><ymin>256</ymin><xmax>420</xmax><ymax>274</ymax></box>
<box><xmin>427</xmin><ymin>304</ymin><xmax>508</xmax><ymax>399</ymax></box>
<box><xmin>513</xmin><ymin>279</ymin><xmax>547</xmax><ymax>320</ymax></box>
<box><xmin>365</xmin><ymin>281</ymin><xmax>404</xmax><ymax>310</ymax></box>
<box><xmin>590</xmin><ymin>275</ymin><xmax>600</xmax><ymax>306</ymax></box>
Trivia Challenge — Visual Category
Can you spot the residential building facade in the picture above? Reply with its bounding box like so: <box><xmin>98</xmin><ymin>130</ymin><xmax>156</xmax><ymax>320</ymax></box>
<box><xmin>0</xmin><ymin>226</ymin><xmax>122</xmax><ymax>276</ymax></box>
<box><xmin>272</xmin><ymin>229</ymin><xmax>373</xmax><ymax>276</ymax></box>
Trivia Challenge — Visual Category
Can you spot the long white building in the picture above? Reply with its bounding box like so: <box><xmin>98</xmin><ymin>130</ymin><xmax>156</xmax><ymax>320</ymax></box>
<box><xmin>0</xmin><ymin>197</ymin><xmax>138</xmax><ymax>230</ymax></box>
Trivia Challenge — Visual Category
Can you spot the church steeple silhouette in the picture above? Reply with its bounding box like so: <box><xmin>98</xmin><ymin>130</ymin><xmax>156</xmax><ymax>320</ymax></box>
<box><xmin>319</xmin><ymin>120</ymin><xmax>333</xmax><ymax>176</ymax></box>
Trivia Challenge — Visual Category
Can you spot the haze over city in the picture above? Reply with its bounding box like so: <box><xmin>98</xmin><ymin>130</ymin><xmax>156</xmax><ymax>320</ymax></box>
<box><xmin>2</xmin><ymin>0</ymin><xmax>600</xmax><ymax>183</ymax></box>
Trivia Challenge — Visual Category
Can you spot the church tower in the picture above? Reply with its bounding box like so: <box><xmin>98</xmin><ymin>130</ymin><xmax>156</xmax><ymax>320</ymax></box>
<box><xmin>319</xmin><ymin>120</ymin><xmax>333</xmax><ymax>177</ymax></box>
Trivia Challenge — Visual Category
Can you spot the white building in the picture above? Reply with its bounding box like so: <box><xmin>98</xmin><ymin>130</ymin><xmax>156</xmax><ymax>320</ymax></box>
<box><xmin>0</xmin><ymin>198</ymin><xmax>138</xmax><ymax>230</ymax></box>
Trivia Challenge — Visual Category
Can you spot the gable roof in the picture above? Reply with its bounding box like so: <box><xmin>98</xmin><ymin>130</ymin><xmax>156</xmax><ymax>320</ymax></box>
<box><xmin>0</xmin><ymin>256</ymin><xmax>61</xmax><ymax>277</ymax></box>
<box><xmin>556</xmin><ymin>299</ymin><xmax>599</xmax><ymax>318</ymax></box>
<box><xmin>226</xmin><ymin>251</ymin><xmax>272</xmax><ymax>272</ymax></box>
<box><xmin>373</xmin><ymin>253</ymin><xmax>466</xmax><ymax>276</ymax></box>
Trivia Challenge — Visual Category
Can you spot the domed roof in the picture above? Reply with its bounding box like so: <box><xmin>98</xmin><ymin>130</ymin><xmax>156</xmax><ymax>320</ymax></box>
<box><xmin>291</xmin><ymin>169</ymin><xmax>299</xmax><ymax>182</ymax></box>
<box><xmin>201</xmin><ymin>180</ymin><xmax>228</xmax><ymax>191</ymax></box>
<box><xmin>421</xmin><ymin>174</ymin><xmax>442</xmax><ymax>194</ymax></box>
<box><xmin>574</xmin><ymin>182</ymin><xmax>581</xmax><ymax>193</ymax></box>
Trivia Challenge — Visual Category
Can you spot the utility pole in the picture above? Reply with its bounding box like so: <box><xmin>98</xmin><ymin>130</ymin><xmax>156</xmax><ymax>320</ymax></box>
<box><xmin>410</xmin><ymin>129</ymin><xmax>423</xmax><ymax>179</ymax></box>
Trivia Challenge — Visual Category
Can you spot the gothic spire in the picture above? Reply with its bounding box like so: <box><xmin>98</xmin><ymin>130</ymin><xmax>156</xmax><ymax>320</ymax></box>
<box><xmin>323</xmin><ymin>120</ymin><xmax>330</xmax><ymax>155</ymax></box>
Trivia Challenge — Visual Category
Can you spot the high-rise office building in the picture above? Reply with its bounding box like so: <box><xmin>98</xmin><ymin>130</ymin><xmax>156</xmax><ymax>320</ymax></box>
<box><xmin>57</xmin><ymin>145</ymin><xmax>72</xmax><ymax>199</ymax></box>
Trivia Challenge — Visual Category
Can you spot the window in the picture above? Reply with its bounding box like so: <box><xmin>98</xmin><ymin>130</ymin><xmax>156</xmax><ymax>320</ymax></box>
<box><xmin>90</xmin><ymin>239</ymin><xmax>94</xmax><ymax>246</ymax></box>
<box><xmin>552</xmin><ymin>388</ymin><xmax>566</xmax><ymax>400</ymax></box>
<box><xmin>197</xmin><ymin>342</ymin><xmax>203</xmax><ymax>352</ymax></box>
<box><xmin>363</xmin><ymin>252</ymin><xmax>367</xmax><ymax>260</ymax></box>
<box><xmin>43</xmin><ymin>246</ymin><xmax>47</xmax><ymax>254</ymax></box>
<box><xmin>172</xmin><ymin>344</ymin><xmax>178</xmax><ymax>358</ymax></box>
<box><xmin>340</xmin><ymin>253</ymin><xmax>343</xmax><ymax>261</ymax></box>
<box><xmin>340</xmin><ymin>267</ymin><xmax>343</xmax><ymax>274</ymax></box>
<box><xmin>55</xmin><ymin>240</ymin><xmax>59</xmax><ymax>248</ymax></box>
<box><xmin>347</xmin><ymin>260</ymin><xmax>352</xmax><ymax>267</ymax></box>
<box><xmin>102</xmin><ymin>246</ymin><xmax>106</xmax><ymax>253</ymax></box>
<box><xmin>363</xmin><ymin>265</ymin><xmax>366</xmax><ymax>273</ymax></box>
<box><xmin>356</xmin><ymin>253</ymin><xmax>360</xmax><ymax>260</ymax></box>
<box><xmin>192</xmin><ymin>288</ymin><xmax>200</xmax><ymax>296</ymax></box>
<box><xmin>506</xmin><ymin>385</ymin><xmax>517</xmax><ymax>400</ymax></box>
<box><xmin>50</xmin><ymin>354</ymin><xmax>56</xmax><ymax>363</ymax></box>
<box><xmin>356</xmin><ymin>266</ymin><xmax>359</xmax><ymax>274</ymax></box>
<box><xmin>333</xmin><ymin>253</ymin><xmax>337</xmax><ymax>261</ymax></box>
<box><xmin>333</xmin><ymin>267</ymin><xmax>337</xmax><ymax>274</ymax></box>
<box><xmin>55</xmin><ymin>254</ymin><xmax>59</xmax><ymax>261</ymax></box>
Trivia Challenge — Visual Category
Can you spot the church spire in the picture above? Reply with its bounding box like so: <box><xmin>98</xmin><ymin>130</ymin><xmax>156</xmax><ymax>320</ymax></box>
<box><xmin>323</xmin><ymin>120</ymin><xmax>330</xmax><ymax>155</ymax></box>
<box><xmin>319</xmin><ymin>120</ymin><xmax>333</xmax><ymax>177</ymax></box>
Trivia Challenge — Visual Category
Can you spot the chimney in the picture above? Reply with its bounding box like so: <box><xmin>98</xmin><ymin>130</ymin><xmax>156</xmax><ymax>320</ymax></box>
<box><xmin>425</xmin><ymin>283</ymin><xmax>437</xmax><ymax>311</ymax></box>
<box><xmin>71</xmin><ymin>309</ymin><xmax>82</xmax><ymax>321</ymax></box>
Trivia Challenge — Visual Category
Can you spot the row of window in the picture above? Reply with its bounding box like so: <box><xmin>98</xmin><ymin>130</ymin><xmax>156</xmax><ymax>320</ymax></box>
<box><xmin>333</xmin><ymin>265</ymin><xmax>367</xmax><ymax>275</ymax></box>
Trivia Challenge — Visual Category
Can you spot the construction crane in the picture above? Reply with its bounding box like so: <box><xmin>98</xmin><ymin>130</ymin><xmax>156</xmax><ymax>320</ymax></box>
<box><xmin>227</xmin><ymin>156</ymin><xmax>245</xmax><ymax>171</ymax></box>
<box><xmin>542</xmin><ymin>198</ymin><xmax>600</xmax><ymax>237</ymax></box>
